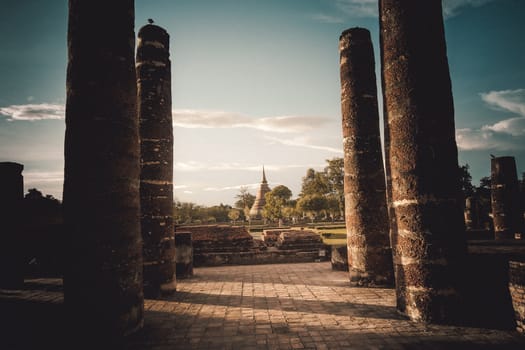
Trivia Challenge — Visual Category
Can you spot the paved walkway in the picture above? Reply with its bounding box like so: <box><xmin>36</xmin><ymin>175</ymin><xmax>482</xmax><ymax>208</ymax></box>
<box><xmin>2</xmin><ymin>262</ymin><xmax>524</xmax><ymax>349</ymax></box>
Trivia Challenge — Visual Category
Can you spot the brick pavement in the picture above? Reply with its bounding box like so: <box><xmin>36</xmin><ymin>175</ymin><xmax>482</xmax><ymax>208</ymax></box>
<box><xmin>1</xmin><ymin>262</ymin><xmax>525</xmax><ymax>349</ymax></box>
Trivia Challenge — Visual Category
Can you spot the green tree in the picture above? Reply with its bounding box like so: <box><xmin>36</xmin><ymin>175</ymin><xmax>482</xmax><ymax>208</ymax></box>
<box><xmin>297</xmin><ymin>194</ymin><xmax>328</xmax><ymax>223</ymax></box>
<box><xmin>234</xmin><ymin>186</ymin><xmax>255</xmax><ymax>210</ymax></box>
<box><xmin>324</xmin><ymin>158</ymin><xmax>345</xmax><ymax>217</ymax></box>
<box><xmin>270</xmin><ymin>185</ymin><xmax>292</xmax><ymax>201</ymax></box>
<box><xmin>228</xmin><ymin>209</ymin><xmax>240</xmax><ymax>224</ymax></box>
<box><xmin>458</xmin><ymin>164</ymin><xmax>475</xmax><ymax>199</ymax></box>
<box><xmin>300</xmin><ymin>168</ymin><xmax>329</xmax><ymax>197</ymax></box>
<box><xmin>262</xmin><ymin>185</ymin><xmax>293</xmax><ymax>224</ymax></box>
<box><xmin>325</xmin><ymin>195</ymin><xmax>341</xmax><ymax>221</ymax></box>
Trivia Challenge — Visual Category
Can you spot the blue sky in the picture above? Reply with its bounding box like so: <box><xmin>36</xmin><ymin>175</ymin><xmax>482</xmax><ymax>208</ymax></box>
<box><xmin>0</xmin><ymin>0</ymin><xmax>524</xmax><ymax>205</ymax></box>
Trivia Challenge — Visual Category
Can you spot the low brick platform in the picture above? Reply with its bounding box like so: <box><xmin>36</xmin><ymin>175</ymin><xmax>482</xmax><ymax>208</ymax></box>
<box><xmin>2</xmin><ymin>262</ymin><xmax>525</xmax><ymax>349</ymax></box>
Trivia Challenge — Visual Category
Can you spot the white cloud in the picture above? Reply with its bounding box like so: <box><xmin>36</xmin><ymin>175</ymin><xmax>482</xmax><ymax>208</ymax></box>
<box><xmin>456</xmin><ymin>88</ymin><xmax>525</xmax><ymax>150</ymax></box>
<box><xmin>482</xmin><ymin>116</ymin><xmax>525</xmax><ymax>137</ymax></box>
<box><xmin>335</xmin><ymin>0</ymin><xmax>377</xmax><ymax>18</ymax></box>
<box><xmin>481</xmin><ymin>89</ymin><xmax>525</xmax><ymax>118</ymax></box>
<box><xmin>480</xmin><ymin>89</ymin><xmax>525</xmax><ymax>136</ymax></box>
<box><xmin>311</xmin><ymin>13</ymin><xmax>344</xmax><ymax>24</ymax></box>
<box><xmin>24</xmin><ymin>171</ymin><xmax>64</xmax><ymax>184</ymax></box>
<box><xmin>0</xmin><ymin>104</ymin><xmax>333</xmax><ymax>135</ymax></box>
<box><xmin>332</xmin><ymin>0</ymin><xmax>496</xmax><ymax>19</ymax></box>
<box><xmin>173</xmin><ymin>185</ymin><xmax>188</xmax><ymax>190</ymax></box>
<box><xmin>204</xmin><ymin>183</ymin><xmax>260</xmax><ymax>192</ymax></box>
<box><xmin>265</xmin><ymin>135</ymin><xmax>343</xmax><ymax>154</ymax></box>
<box><xmin>0</xmin><ymin>103</ymin><xmax>65</xmax><ymax>121</ymax></box>
<box><xmin>174</xmin><ymin>161</ymin><xmax>321</xmax><ymax>172</ymax></box>
<box><xmin>443</xmin><ymin>0</ymin><xmax>496</xmax><ymax>18</ymax></box>
<box><xmin>173</xmin><ymin>109</ymin><xmax>332</xmax><ymax>134</ymax></box>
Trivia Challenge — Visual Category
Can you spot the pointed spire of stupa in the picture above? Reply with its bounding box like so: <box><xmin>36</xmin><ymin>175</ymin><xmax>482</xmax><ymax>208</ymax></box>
<box><xmin>249</xmin><ymin>166</ymin><xmax>271</xmax><ymax>219</ymax></box>
<box><xmin>262</xmin><ymin>165</ymin><xmax>267</xmax><ymax>183</ymax></box>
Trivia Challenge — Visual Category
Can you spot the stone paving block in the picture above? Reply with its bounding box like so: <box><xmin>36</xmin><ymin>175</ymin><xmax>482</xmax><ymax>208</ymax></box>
<box><xmin>2</xmin><ymin>262</ymin><xmax>525</xmax><ymax>349</ymax></box>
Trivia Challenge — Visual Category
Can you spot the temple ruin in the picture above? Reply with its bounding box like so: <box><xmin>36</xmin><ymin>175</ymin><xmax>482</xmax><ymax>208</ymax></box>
<box><xmin>137</xmin><ymin>23</ymin><xmax>176</xmax><ymax>297</ymax></box>
<box><xmin>249</xmin><ymin>167</ymin><xmax>271</xmax><ymax>220</ymax></box>
<box><xmin>3</xmin><ymin>2</ymin><xmax>525</xmax><ymax>347</ymax></box>
<box><xmin>63</xmin><ymin>0</ymin><xmax>144</xmax><ymax>337</ymax></box>
<box><xmin>339</xmin><ymin>27</ymin><xmax>394</xmax><ymax>287</ymax></box>
<box><xmin>380</xmin><ymin>0</ymin><xmax>467</xmax><ymax>322</ymax></box>
<box><xmin>491</xmin><ymin>156</ymin><xmax>523</xmax><ymax>240</ymax></box>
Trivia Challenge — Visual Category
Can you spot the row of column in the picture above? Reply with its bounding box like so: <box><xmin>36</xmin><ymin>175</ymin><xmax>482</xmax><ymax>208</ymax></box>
<box><xmin>340</xmin><ymin>0</ymin><xmax>466</xmax><ymax>323</ymax></box>
<box><xmin>64</xmin><ymin>0</ymin><xmax>174</xmax><ymax>337</ymax></box>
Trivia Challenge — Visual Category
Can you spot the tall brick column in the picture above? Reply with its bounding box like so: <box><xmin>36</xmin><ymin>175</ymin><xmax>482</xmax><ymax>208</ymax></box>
<box><xmin>491</xmin><ymin>156</ymin><xmax>523</xmax><ymax>240</ymax></box>
<box><xmin>464</xmin><ymin>196</ymin><xmax>480</xmax><ymax>230</ymax></box>
<box><xmin>63</xmin><ymin>0</ymin><xmax>143</xmax><ymax>337</ymax></box>
<box><xmin>380</xmin><ymin>0</ymin><xmax>467</xmax><ymax>322</ymax></box>
<box><xmin>137</xmin><ymin>23</ymin><xmax>176</xmax><ymax>297</ymax></box>
<box><xmin>0</xmin><ymin>162</ymin><xmax>24</xmax><ymax>288</ymax></box>
<box><xmin>339</xmin><ymin>28</ymin><xmax>394</xmax><ymax>286</ymax></box>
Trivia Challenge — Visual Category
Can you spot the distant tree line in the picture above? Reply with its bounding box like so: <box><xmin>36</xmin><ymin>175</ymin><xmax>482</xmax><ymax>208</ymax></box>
<box><xmin>173</xmin><ymin>160</ymin><xmax>525</xmax><ymax>226</ymax></box>
<box><xmin>173</xmin><ymin>202</ymin><xmax>235</xmax><ymax>225</ymax></box>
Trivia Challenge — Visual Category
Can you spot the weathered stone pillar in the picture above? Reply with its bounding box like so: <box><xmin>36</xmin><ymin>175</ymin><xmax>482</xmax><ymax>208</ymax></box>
<box><xmin>491</xmin><ymin>156</ymin><xmax>523</xmax><ymax>240</ymax></box>
<box><xmin>136</xmin><ymin>24</ymin><xmax>176</xmax><ymax>297</ymax></box>
<box><xmin>464</xmin><ymin>196</ymin><xmax>480</xmax><ymax>230</ymax></box>
<box><xmin>339</xmin><ymin>28</ymin><xmax>394</xmax><ymax>286</ymax></box>
<box><xmin>380</xmin><ymin>0</ymin><xmax>467</xmax><ymax>322</ymax></box>
<box><xmin>64</xmin><ymin>0</ymin><xmax>143</xmax><ymax>337</ymax></box>
<box><xmin>0</xmin><ymin>162</ymin><xmax>24</xmax><ymax>288</ymax></box>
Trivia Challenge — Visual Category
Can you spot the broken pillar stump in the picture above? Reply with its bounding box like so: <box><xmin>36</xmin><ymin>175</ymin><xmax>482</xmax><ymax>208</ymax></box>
<box><xmin>174</xmin><ymin>231</ymin><xmax>193</xmax><ymax>278</ymax></box>
<box><xmin>380</xmin><ymin>0</ymin><xmax>467</xmax><ymax>323</ymax></box>
<box><xmin>64</xmin><ymin>0</ymin><xmax>143</xmax><ymax>337</ymax></box>
<box><xmin>491</xmin><ymin>156</ymin><xmax>523</xmax><ymax>240</ymax></box>
<box><xmin>137</xmin><ymin>23</ymin><xmax>176</xmax><ymax>297</ymax></box>
<box><xmin>464</xmin><ymin>196</ymin><xmax>481</xmax><ymax>230</ymax></box>
<box><xmin>331</xmin><ymin>245</ymin><xmax>349</xmax><ymax>271</ymax></box>
<box><xmin>0</xmin><ymin>162</ymin><xmax>24</xmax><ymax>288</ymax></box>
<box><xmin>339</xmin><ymin>27</ymin><xmax>394</xmax><ymax>287</ymax></box>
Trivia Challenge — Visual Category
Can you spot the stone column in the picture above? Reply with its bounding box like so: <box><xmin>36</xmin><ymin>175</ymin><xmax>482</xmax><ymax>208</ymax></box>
<box><xmin>464</xmin><ymin>196</ymin><xmax>480</xmax><ymax>230</ymax></box>
<box><xmin>491</xmin><ymin>156</ymin><xmax>523</xmax><ymax>240</ymax></box>
<box><xmin>0</xmin><ymin>162</ymin><xmax>24</xmax><ymax>288</ymax></box>
<box><xmin>380</xmin><ymin>0</ymin><xmax>467</xmax><ymax>322</ymax></box>
<box><xmin>64</xmin><ymin>0</ymin><xmax>143</xmax><ymax>337</ymax></box>
<box><xmin>339</xmin><ymin>28</ymin><xmax>394</xmax><ymax>287</ymax></box>
<box><xmin>137</xmin><ymin>23</ymin><xmax>176</xmax><ymax>297</ymax></box>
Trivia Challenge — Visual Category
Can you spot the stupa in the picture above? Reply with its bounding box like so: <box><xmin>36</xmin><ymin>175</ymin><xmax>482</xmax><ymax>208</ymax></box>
<box><xmin>249</xmin><ymin>167</ymin><xmax>271</xmax><ymax>220</ymax></box>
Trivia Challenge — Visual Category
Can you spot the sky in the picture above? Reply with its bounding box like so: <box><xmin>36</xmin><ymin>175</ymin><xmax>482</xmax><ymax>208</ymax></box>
<box><xmin>0</xmin><ymin>0</ymin><xmax>524</xmax><ymax>206</ymax></box>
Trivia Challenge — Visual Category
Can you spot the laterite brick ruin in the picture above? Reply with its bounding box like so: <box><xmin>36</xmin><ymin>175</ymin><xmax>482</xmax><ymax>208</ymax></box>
<box><xmin>380</xmin><ymin>0</ymin><xmax>467</xmax><ymax>322</ymax></box>
<box><xmin>0</xmin><ymin>162</ymin><xmax>24</xmax><ymax>289</ymax></box>
<box><xmin>63</xmin><ymin>0</ymin><xmax>144</xmax><ymax>336</ymax></box>
<box><xmin>339</xmin><ymin>27</ymin><xmax>394</xmax><ymax>287</ymax></box>
<box><xmin>491</xmin><ymin>156</ymin><xmax>524</xmax><ymax>240</ymax></box>
<box><xmin>137</xmin><ymin>23</ymin><xmax>176</xmax><ymax>297</ymax></box>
